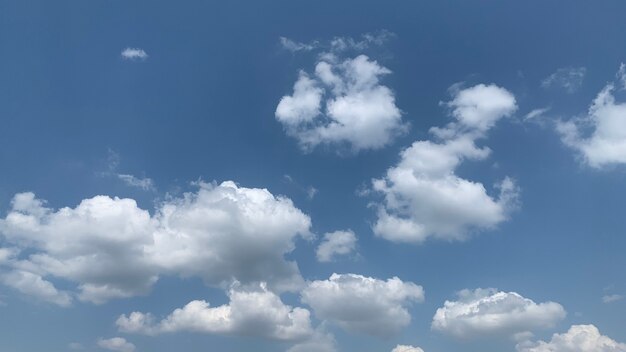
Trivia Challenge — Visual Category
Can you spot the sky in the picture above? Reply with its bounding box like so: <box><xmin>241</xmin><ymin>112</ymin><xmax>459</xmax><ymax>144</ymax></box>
<box><xmin>1</xmin><ymin>1</ymin><xmax>626</xmax><ymax>352</ymax></box>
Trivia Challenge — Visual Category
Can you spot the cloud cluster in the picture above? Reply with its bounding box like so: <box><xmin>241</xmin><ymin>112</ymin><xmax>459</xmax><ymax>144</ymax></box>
<box><xmin>516</xmin><ymin>325</ymin><xmax>626</xmax><ymax>352</ymax></box>
<box><xmin>117</xmin><ymin>283</ymin><xmax>313</xmax><ymax>341</ymax></box>
<box><xmin>275</xmin><ymin>54</ymin><xmax>407</xmax><ymax>152</ymax></box>
<box><xmin>301</xmin><ymin>273</ymin><xmax>424</xmax><ymax>337</ymax></box>
<box><xmin>0</xmin><ymin>181</ymin><xmax>312</xmax><ymax>305</ymax></box>
<box><xmin>316</xmin><ymin>230</ymin><xmax>357</xmax><ymax>262</ymax></box>
<box><xmin>432</xmin><ymin>288</ymin><xmax>566</xmax><ymax>338</ymax></box>
<box><xmin>557</xmin><ymin>66</ymin><xmax>626</xmax><ymax>168</ymax></box>
<box><xmin>373</xmin><ymin>84</ymin><xmax>519</xmax><ymax>243</ymax></box>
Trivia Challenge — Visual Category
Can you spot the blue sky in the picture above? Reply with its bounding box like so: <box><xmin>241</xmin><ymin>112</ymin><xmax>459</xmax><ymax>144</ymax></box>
<box><xmin>1</xmin><ymin>1</ymin><xmax>626</xmax><ymax>352</ymax></box>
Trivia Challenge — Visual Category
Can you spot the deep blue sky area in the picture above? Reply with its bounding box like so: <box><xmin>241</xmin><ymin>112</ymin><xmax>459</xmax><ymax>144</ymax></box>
<box><xmin>1</xmin><ymin>1</ymin><xmax>626</xmax><ymax>352</ymax></box>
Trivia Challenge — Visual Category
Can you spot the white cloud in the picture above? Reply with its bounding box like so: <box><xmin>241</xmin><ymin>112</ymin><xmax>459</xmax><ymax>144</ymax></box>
<box><xmin>68</xmin><ymin>342</ymin><xmax>84</xmax><ymax>350</ymax></box>
<box><xmin>316</xmin><ymin>230</ymin><xmax>357</xmax><ymax>262</ymax></box>
<box><xmin>0</xmin><ymin>181</ymin><xmax>312</xmax><ymax>305</ymax></box>
<box><xmin>391</xmin><ymin>345</ymin><xmax>425</xmax><ymax>352</ymax></box>
<box><xmin>557</xmin><ymin>66</ymin><xmax>626</xmax><ymax>167</ymax></box>
<box><xmin>150</xmin><ymin>181</ymin><xmax>312</xmax><ymax>293</ymax></box>
<box><xmin>542</xmin><ymin>67</ymin><xmax>586</xmax><ymax>93</ymax></box>
<box><xmin>97</xmin><ymin>337</ymin><xmax>135</xmax><ymax>352</ymax></box>
<box><xmin>372</xmin><ymin>84</ymin><xmax>518</xmax><ymax>244</ymax></box>
<box><xmin>276</xmin><ymin>55</ymin><xmax>407</xmax><ymax>152</ymax></box>
<box><xmin>280</xmin><ymin>37</ymin><xmax>318</xmax><ymax>52</ymax></box>
<box><xmin>524</xmin><ymin>107</ymin><xmax>551</xmax><ymax>122</ymax></box>
<box><xmin>432</xmin><ymin>288</ymin><xmax>566</xmax><ymax>338</ymax></box>
<box><xmin>117</xmin><ymin>283</ymin><xmax>313</xmax><ymax>341</ymax></box>
<box><xmin>117</xmin><ymin>174</ymin><xmax>155</xmax><ymax>192</ymax></box>
<box><xmin>279</xmin><ymin>31</ymin><xmax>392</xmax><ymax>54</ymax></box>
<box><xmin>602</xmin><ymin>294</ymin><xmax>623</xmax><ymax>303</ymax></box>
<box><xmin>617</xmin><ymin>63</ymin><xmax>626</xmax><ymax>89</ymax></box>
<box><xmin>301</xmin><ymin>273</ymin><xmax>424</xmax><ymax>337</ymax></box>
<box><xmin>0</xmin><ymin>270</ymin><xmax>72</xmax><ymax>307</ymax></box>
<box><xmin>121</xmin><ymin>48</ymin><xmax>148</xmax><ymax>61</ymax></box>
<box><xmin>516</xmin><ymin>325</ymin><xmax>626</xmax><ymax>352</ymax></box>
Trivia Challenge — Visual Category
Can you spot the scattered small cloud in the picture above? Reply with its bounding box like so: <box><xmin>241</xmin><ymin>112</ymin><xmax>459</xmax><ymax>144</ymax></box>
<box><xmin>68</xmin><ymin>342</ymin><xmax>84</xmax><ymax>350</ymax></box>
<box><xmin>97</xmin><ymin>337</ymin><xmax>135</xmax><ymax>352</ymax></box>
<box><xmin>121</xmin><ymin>47</ymin><xmax>148</xmax><ymax>61</ymax></box>
<box><xmin>280</xmin><ymin>37</ymin><xmax>318</xmax><ymax>53</ymax></box>
<box><xmin>391</xmin><ymin>345</ymin><xmax>424</xmax><ymax>352</ymax></box>
<box><xmin>279</xmin><ymin>30</ymin><xmax>393</xmax><ymax>54</ymax></box>
<box><xmin>316</xmin><ymin>230</ymin><xmax>357</xmax><ymax>262</ymax></box>
<box><xmin>542</xmin><ymin>67</ymin><xmax>586</xmax><ymax>93</ymax></box>
<box><xmin>602</xmin><ymin>294</ymin><xmax>623</xmax><ymax>303</ymax></box>
<box><xmin>117</xmin><ymin>174</ymin><xmax>156</xmax><ymax>192</ymax></box>
<box><xmin>101</xmin><ymin>150</ymin><xmax>156</xmax><ymax>192</ymax></box>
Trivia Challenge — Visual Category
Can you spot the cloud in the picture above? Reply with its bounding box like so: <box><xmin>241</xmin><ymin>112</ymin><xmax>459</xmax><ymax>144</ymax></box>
<box><xmin>97</xmin><ymin>337</ymin><xmax>135</xmax><ymax>352</ymax></box>
<box><xmin>542</xmin><ymin>67</ymin><xmax>586</xmax><ymax>93</ymax></box>
<box><xmin>276</xmin><ymin>54</ymin><xmax>407</xmax><ymax>152</ymax></box>
<box><xmin>280</xmin><ymin>37</ymin><xmax>318</xmax><ymax>53</ymax></box>
<box><xmin>0</xmin><ymin>270</ymin><xmax>72</xmax><ymax>307</ymax></box>
<box><xmin>557</xmin><ymin>66</ymin><xmax>626</xmax><ymax>167</ymax></box>
<box><xmin>117</xmin><ymin>283</ymin><xmax>313</xmax><ymax>341</ymax></box>
<box><xmin>316</xmin><ymin>230</ymin><xmax>357</xmax><ymax>262</ymax></box>
<box><xmin>279</xmin><ymin>31</ymin><xmax>393</xmax><ymax>54</ymax></box>
<box><xmin>372</xmin><ymin>84</ymin><xmax>519</xmax><ymax>244</ymax></box>
<box><xmin>602</xmin><ymin>294</ymin><xmax>623</xmax><ymax>303</ymax></box>
<box><xmin>301</xmin><ymin>273</ymin><xmax>424</xmax><ymax>337</ymax></box>
<box><xmin>68</xmin><ymin>342</ymin><xmax>84</xmax><ymax>350</ymax></box>
<box><xmin>0</xmin><ymin>181</ymin><xmax>312</xmax><ymax>305</ymax></box>
<box><xmin>116</xmin><ymin>174</ymin><xmax>155</xmax><ymax>191</ymax></box>
<box><xmin>516</xmin><ymin>324</ymin><xmax>626</xmax><ymax>352</ymax></box>
<box><xmin>524</xmin><ymin>107</ymin><xmax>551</xmax><ymax>122</ymax></box>
<box><xmin>121</xmin><ymin>48</ymin><xmax>148</xmax><ymax>61</ymax></box>
<box><xmin>432</xmin><ymin>288</ymin><xmax>566</xmax><ymax>338</ymax></box>
<box><xmin>287</xmin><ymin>328</ymin><xmax>337</xmax><ymax>352</ymax></box>
<box><xmin>391</xmin><ymin>345</ymin><xmax>425</xmax><ymax>352</ymax></box>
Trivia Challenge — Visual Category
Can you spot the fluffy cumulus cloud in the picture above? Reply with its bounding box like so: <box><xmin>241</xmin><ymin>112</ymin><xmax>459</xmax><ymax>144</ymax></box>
<box><xmin>373</xmin><ymin>84</ymin><xmax>519</xmax><ymax>243</ymax></box>
<box><xmin>391</xmin><ymin>345</ymin><xmax>425</xmax><ymax>352</ymax></box>
<box><xmin>542</xmin><ymin>67</ymin><xmax>587</xmax><ymax>93</ymax></box>
<box><xmin>97</xmin><ymin>337</ymin><xmax>135</xmax><ymax>352</ymax></box>
<box><xmin>276</xmin><ymin>54</ymin><xmax>407</xmax><ymax>152</ymax></box>
<box><xmin>0</xmin><ymin>181</ymin><xmax>312</xmax><ymax>305</ymax></box>
<box><xmin>557</xmin><ymin>66</ymin><xmax>626</xmax><ymax>167</ymax></box>
<box><xmin>301</xmin><ymin>273</ymin><xmax>424</xmax><ymax>337</ymax></box>
<box><xmin>516</xmin><ymin>325</ymin><xmax>626</xmax><ymax>352</ymax></box>
<box><xmin>316</xmin><ymin>230</ymin><xmax>357</xmax><ymax>262</ymax></box>
<box><xmin>121</xmin><ymin>47</ymin><xmax>148</xmax><ymax>61</ymax></box>
<box><xmin>117</xmin><ymin>283</ymin><xmax>313</xmax><ymax>341</ymax></box>
<box><xmin>432</xmin><ymin>288</ymin><xmax>566</xmax><ymax>338</ymax></box>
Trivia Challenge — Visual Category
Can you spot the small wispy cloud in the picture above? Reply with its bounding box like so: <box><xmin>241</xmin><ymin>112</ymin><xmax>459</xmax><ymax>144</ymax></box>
<box><xmin>279</xmin><ymin>30</ymin><xmax>394</xmax><ymax>54</ymax></box>
<box><xmin>602</xmin><ymin>294</ymin><xmax>624</xmax><ymax>304</ymax></box>
<box><xmin>279</xmin><ymin>37</ymin><xmax>318</xmax><ymax>53</ymax></box>
<box><xmin>117</xmin><ymin>174</ymin><xmax>156</xmax><ymax>192</ymax></box>
<box><xmin>121</xmin><ymin>47</ymin><xmax>148</xmax><ymax>61</ymax></box>
<box><xmin>542</xmin><ymin>67</ymin><xmax>586</xmax><ymax>93</ymax></box>
<box><xmin>101</xmin><ymin>150</ymin><xmax>156</xmax><ymax>192</ymax></box>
